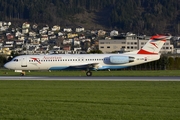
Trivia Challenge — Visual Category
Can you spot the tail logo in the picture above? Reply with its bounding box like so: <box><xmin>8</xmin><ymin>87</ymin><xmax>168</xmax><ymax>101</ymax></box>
<box><xmin>150</xmin><ymin>42</ymin><xmax>158</xmax><ymax>48</ymax></box>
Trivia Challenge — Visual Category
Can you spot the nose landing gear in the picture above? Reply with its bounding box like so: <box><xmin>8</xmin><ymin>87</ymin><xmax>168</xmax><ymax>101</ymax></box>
<box><xmin>86</xmin><ymin>71</ymin><xmax>92</xmax><ymax>76</ymax></box>
<box><xmin>20</xmin><ymin>71</ymin><xmax>25</xmax><ymax>76</ymax></box>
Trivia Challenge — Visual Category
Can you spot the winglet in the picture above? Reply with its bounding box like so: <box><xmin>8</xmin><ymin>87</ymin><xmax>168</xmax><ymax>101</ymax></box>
<box><xmin>137</xmin><ymin>35</ymin><xmax>169</xmax><ymax>54</ymax></box>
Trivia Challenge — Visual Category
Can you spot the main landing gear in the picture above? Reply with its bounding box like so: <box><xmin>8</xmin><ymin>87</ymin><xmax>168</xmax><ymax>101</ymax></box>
<box><xmin>86</xmin><ymin>71</ymin><xmax>92</xmax><ymax>76</ymax></box>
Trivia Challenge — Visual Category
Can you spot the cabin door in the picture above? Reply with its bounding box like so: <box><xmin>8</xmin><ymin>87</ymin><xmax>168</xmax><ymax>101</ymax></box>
<box><xmin>21</xmin><ymin>56</ymin><xmax>27</xmax><ymax>67</ymax></box>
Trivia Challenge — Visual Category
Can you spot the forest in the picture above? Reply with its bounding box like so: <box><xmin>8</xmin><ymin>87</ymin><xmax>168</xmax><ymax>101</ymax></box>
<box><xmin>0</xmin><ymin>0</ymin><xmax>180</xmax><ymax>35</ymax></box>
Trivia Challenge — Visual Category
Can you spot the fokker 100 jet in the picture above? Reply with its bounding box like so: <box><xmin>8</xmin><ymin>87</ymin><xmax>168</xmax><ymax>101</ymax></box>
<box><xmin>4</xmin><ymin>35</ymin><xmax>170</xmax><ymax>76</ymax></box>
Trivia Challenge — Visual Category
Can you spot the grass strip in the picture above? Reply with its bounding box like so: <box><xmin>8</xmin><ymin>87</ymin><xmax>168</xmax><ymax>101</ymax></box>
<box><xmin>0</xmin><ymin>81</ymin><xmax>180</xmax><ymax>120</ymax></box>
<box><xmin>1</xmin><ymin>70</ymin><xmax>180</xmax><ymax>76</ymax></box>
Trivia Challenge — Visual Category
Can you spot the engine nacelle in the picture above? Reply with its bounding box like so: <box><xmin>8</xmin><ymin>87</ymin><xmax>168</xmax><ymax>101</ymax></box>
<box><xmin>109</xmin><ymin>56</ymin><xmax>134</xmax><ymax>64</ymax></box>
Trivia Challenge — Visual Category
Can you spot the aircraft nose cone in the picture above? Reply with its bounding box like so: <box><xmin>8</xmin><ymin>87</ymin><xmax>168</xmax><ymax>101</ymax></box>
<box><xmin>4</xmin><ymin>62</ymin><xmax>10</xmax><ymax>69</ymax></box>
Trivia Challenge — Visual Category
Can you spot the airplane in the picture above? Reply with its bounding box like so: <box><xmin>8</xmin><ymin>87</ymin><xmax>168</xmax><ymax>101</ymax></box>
<box><xmin>4</xmin><ymin>34</ymin><xmax>170</xmax><ymax>76</ymax></box>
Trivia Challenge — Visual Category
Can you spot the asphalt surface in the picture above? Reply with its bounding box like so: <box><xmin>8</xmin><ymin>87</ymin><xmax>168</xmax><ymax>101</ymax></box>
<box><xmin>0</xmin><ymin>76</ymin><xmax>180</xmax><ymax>81</ymax></box>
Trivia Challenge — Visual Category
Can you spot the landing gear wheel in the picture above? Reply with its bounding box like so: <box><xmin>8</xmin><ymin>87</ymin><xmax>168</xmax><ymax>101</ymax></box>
<box><xmin>86</xmin><ymin>71</ymin><xmax>92</xmax><ymax>76</ymax></box>
<box><xmin>20</xmin><ymin>72</ymin><xmax>25</xmax><ymax>76</ymax></box>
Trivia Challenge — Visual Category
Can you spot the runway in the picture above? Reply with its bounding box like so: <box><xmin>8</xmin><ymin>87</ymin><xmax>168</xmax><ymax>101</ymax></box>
<box><xmin>0</xmin><ymin>76</ymin><xmax>180</xmax><ymax>81</ymax></box>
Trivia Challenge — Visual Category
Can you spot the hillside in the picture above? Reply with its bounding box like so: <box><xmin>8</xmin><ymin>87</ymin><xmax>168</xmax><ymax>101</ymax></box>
<box><xmin>0</xmin><ymin>0</ymin><xmax>180</xmax><ymax>35</ymax></box>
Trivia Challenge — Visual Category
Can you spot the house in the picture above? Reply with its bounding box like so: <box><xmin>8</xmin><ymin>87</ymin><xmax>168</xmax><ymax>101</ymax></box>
<box><xmin>41</xmin><ymin>35</ymin><xmax>48</xmax><ymax>42</ymax></box>
<box><xmin>6</xmin><ymin>33</ymin><xmax>14</xmax><ymax>40</ymax></box>
<box><xmin>58</xmin><ymin>32</ymin><xmax>64</xmax><ymax>36</ymax></box>
<box><xmin>22</xmin><ymin>29</ymin><xmax>29</xmax><ymax>34</ymax></box>
<box><xmin>7</xmin><ymin>22</ymin><xmax>11</xmax><ymax>26</ymax></box>
<box><xmin>22</xmin><ymin>22</ymin><xmax>30</xmax><ymax>29</ymax></box>
<box><xmin>63</xmin><ymin>45</ymin><xmax>71</xmax><ymax>51</ymax></box>
<box><xmin>25</xmin><ymin>44</ymin><xmax>40</xmax><ymax>54</ymax></box>
<box><xmin>0</xmin><ymin>26</ymin><xmax>6</xmax><ymax>31</ymax></box>
<box><xmin>91</xmin><ymin>30</ymin><xmax>97</xmax><ymax>34</ymax></box>
<box><xmin>18</xmin><ymin>36</ymin><xmax>25</xmax><ymax>41</ymax></box>
<box><xmin>39</xmin><ymin>29</ymin><xmax>47</xmax><ymax>35</ymax></box>
<box><xmin>79</xmin><ymin>34</ymin><xmax>85</xmax><ymax>39</ymax></box>
<box><xmin>74</xmin><ymin>40</ymin><xmax>80</xmax><ymax>46</ymax></box>
<box><xmin>73</xmin><ymin>38</ymin><xmax>80</xmax><ymax>46</ymax></box>
<box><xmin>49</xmin><ymin>46</ymin><xmax>61</xmax><ymax>54</ymax></box>
<box><xmin>76</xmin><ymin>27</ymin><xmax>85</xmax><ymax>32</ymax></box>
<box><xmin>52</xmin><ymin>25</ymin><xmax>60</xmax><ymax>31</ymax></box>
<box><xmin>43</xmin><ymin>25</ymin><xmax>49</xmax><ymax>30</ymax></box>
<box><xmin>67</xmin><ymin>33</ymin><xmax>78</xmax><ymax>38</ymax></box>
<box><xmin>29</xmin><ymin>32</ymin><xmax>37</xmax><ymax>37</ymax></box>
<box><xmin>15</xmin><ymin>31</ymin><xmax>22</xmax><ymax>37</ymax></box>
<box><xmin>63</xmin><ymin>39</ymin><xmax>72</xmax><ymax>45</ymax></box>
<box><xmin>3</xmin><ymin>40</ymin><xmax>14</xmax><ymax>48</ymax></box>
<box><xmin>32</xmin><ymin>38</ymin><xmax>40</xmax><ymax>45</ymax></box>
<box><xmin>48</xmin><ymin>31</ymin><xmax>54</xmax><ymax>36</ymax></box>
<box><xmin>174</xmin><ymin>48</ymin><xmax>180</xmax><ymax>54</ymax></box>
<box><xmin>98</xmin><ymin>30</ymin><xmax>106</xmax><ymax>36</ymax></box>
<box><xmin>105</xmin><ymin>37</ymin><xmax>111</xmax><ymax>40</ymax></box>
<box><xmin>81</xmin><ymin>39</ymin><xmax>91</xmax><ymax>42</ymax></box>
<box><xmin>22</xmin><ymin>22</ymin><xmax>30</xmax><ymax>34</ymax></box>
<box><xmin>0</xmin><ymin>21</ymin><xmax>10</xmax><ymax>31</ymax></box>
<box><xmin>3</xmin><ymin>22</ymin><xmax>7</xmax><ymax>26</ymax></box>
<box><xmin>15</xmin><ymin>41</ymin><xmax>24</xmax><ymax>45</ymax></box>
<box><xmin>26</xmin><ymin>44</ymin><xmax>40</xmax><ymax>50</ymax></box>
<box><xmin>14</xmin><ymin>41</ymin><xmax>24</xmax><ymax>50</ymax></box>
<box><xmin>49</xmin><ymin>35</ymin><xmax>56</xmax><ymax>40</ymax></box>
<box><xmin>110</xmin><ymin>30</ymin><xmax>119</xmax><ymax>36</ymax></box>
<box><xmin>64</xmin><ymin>28</ymin><xmax>72</xmax><ymax>32</ymax></box>
<box><xmin>39</xmin><ymin>45</ymin><xmax>49</xmax><ymax>53</ymax></box>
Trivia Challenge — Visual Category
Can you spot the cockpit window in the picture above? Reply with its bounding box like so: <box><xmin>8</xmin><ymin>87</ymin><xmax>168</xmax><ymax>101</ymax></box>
<box><xmin>13</xmin><ymin>59</ymin><xmax>18</xmax><ymax>62</ymax></box>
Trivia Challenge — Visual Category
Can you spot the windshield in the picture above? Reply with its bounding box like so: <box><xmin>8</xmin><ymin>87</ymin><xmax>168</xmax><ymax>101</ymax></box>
<box><xmin>13</xmin><ymin>59</ymin><xmax>18</xmax><ymax>62</ymax></box>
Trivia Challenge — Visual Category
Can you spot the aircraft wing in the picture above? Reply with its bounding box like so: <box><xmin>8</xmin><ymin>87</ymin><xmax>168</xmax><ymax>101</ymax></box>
<box><xmin>69</xmin><ymin>63</ymin><xmax>99</xmax><ymax>69</ymax></box>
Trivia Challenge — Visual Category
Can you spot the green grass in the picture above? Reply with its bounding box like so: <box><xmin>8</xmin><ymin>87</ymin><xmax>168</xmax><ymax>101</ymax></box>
<box><xmin>0</xmin><ymin>81</ymin><xmax>180</xmax><ymax>120</ymax></box>
<box><xmin>0</xmin><ymin>69</ymin><xmax>180</xmax><ymax>76</ymax></box>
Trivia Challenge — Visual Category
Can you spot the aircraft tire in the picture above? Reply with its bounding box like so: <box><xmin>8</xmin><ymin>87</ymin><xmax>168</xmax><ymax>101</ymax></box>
<box><xmin>20</xmin><ymin>72</ymin><xmax>25</xmax><ymax>76</ymax></box>
<box><xmin>86</xmin><ymin>71</ymin><xmax>92</xmax><ymax>76</ymax></box>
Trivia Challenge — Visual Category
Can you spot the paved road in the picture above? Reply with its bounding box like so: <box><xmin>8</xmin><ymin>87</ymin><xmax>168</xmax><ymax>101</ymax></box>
<box><xmin>0</xmin><ymin>76</ymin><xmax>180</xmax><ymax>81</ymax></box>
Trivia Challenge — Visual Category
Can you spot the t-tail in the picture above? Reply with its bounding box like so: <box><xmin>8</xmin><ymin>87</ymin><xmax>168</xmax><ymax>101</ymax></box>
<box><xmin>137</xmin><ymin>35</ymin><xmax>170</xmax><ymax>54</ymax></box>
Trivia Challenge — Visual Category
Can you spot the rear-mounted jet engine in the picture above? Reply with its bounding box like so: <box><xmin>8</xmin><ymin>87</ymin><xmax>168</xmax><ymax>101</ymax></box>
<box><xmin>109</xmin><ymin>56</ymin><xmax>134</xmax><ymax>64</ymax></box>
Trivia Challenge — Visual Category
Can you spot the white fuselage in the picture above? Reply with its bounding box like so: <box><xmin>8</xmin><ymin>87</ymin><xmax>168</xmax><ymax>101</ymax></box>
<box><xmin>4</xmin><ymin>53</ymin><xmax>160</xmax><ymax>71</ymax></box>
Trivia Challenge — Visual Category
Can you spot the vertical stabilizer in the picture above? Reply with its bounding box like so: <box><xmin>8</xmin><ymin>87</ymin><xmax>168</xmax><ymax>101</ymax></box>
<box><xmin>137</xmin><ymin>35</ymin><xmax>169</xmax><ymax>54</ymax></box>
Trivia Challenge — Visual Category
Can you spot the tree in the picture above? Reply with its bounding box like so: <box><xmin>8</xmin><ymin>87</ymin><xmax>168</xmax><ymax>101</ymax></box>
<box><xmin>167</xmin><ymin>57</ymin><xmax>174</xmax><ymax>70</ymax></box>
<box><xmin>174</xmin><ymin>57</ymin><xmax>180</xmax><ymax>70</ymax></box>
<box><xmin>88</xmin><ymin>50</ymin><xmax>103</xmax><ymax>54</ymax></box>
<box><xmin>0</xmin><ymin>55</ymin><xmax>7</xmax><ymax>68</ymax></box>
